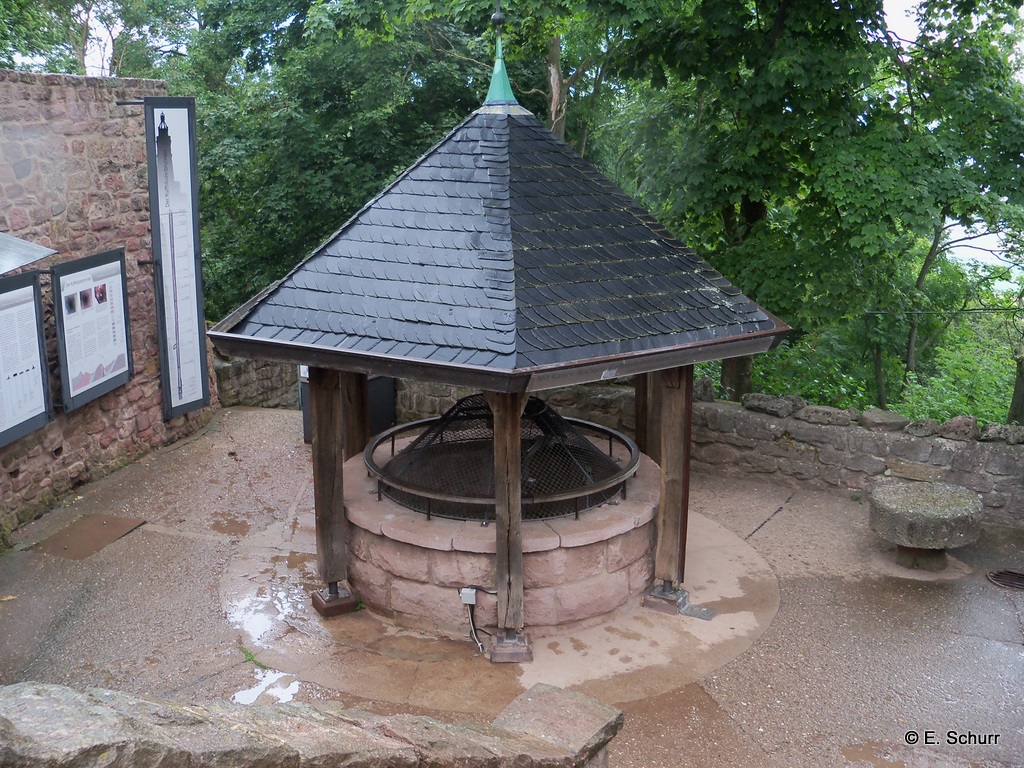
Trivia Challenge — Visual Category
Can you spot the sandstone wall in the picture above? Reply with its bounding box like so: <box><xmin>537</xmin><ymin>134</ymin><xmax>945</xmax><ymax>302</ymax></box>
<box><xmin>397</xmin><ymin>380</ymin><xmax>1024</xmax><ymax>528</ymax></box>
<box><xmin>0</xmin><ymin>70</ymin><xmax>217</xmax><ymax>545</ymax></box>
<box><xmin>691</xmin><ymin>399</ymin><xmax>1024</xmax><ymax>527</ymax></box>
<box><xmin>214</xmin><ymin>354</ymin><xmax>298</xmax><ymax>409</ymax></box>
<box><xmin>396</xmin><ymin>379</ymin><xmax>638</xmax><ymax>433</ymax></box>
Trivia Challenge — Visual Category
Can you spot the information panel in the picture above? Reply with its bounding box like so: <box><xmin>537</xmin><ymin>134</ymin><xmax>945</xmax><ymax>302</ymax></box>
<box><xmin>0</xmin><ymin>271</ymin><xmax>51</xmax><ymax>447</ymax></box>
<box><xmin>52</xmin><ymin>249</ymin><xmax>133</xmax><ymax>412</ymax></box>
<box><xmin>145</xmin><ymin>97</ymin><xmax>210</xmax><ymax>420</ymax></box>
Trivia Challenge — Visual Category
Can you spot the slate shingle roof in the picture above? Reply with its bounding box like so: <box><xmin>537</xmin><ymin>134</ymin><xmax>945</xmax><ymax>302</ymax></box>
<box><xmin>211</xmin><ymin>103</ymin><xmax>787</xmax><ymax>389</ymax></box>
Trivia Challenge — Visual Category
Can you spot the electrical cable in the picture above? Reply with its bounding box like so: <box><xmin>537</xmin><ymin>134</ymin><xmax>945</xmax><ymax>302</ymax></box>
<box><xmin>456</xmin><ymin>585</ymin><xmax>489</xmax><ymax>653</ymax></box>
<box><xmin>468</xmin><ymin>604</ymin><xmax>485</xmax><ymax>653</ymax></box>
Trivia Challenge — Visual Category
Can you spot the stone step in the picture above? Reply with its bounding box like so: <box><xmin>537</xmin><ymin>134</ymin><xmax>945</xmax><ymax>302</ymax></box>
<box><xmin>0</xmin><ymin>681</ymin><xmax>622</xmax><ymax>768</ymax></box>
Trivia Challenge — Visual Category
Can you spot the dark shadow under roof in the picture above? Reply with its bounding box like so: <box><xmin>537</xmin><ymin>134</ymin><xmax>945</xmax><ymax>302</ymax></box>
<box><xmin>210</xmin><ymin>104</ymin><xmax>787</xmax><ymax>392</ymax></box>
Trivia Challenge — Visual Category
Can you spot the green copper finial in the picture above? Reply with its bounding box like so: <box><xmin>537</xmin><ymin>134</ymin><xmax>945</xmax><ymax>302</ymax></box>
<box><xmin>484</xmin><ymin>4</ymin><xmax>518</xmax><ymax>105</ymax></box>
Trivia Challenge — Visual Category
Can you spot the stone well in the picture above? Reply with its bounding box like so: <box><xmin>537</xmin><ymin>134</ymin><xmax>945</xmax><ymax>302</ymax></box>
<box><xmin>344</xmin><ymin>442</ymin><xmax>660</xmax><ymax>638</ymax></box>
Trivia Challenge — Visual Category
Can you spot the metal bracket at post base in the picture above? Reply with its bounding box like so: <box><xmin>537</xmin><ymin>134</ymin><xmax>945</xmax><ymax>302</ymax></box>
<box><xmin>311</xmin><ymin>582</ymin><xmax>360</xmax><ymax>618</ymax></box>
<box><xmin>489</xmin><ymin>628</ymin><xmax>533</xmax><ymax>663</ymax></box>
<box><xmin>642</xmin><ymin>582</ymin><xmax>717</xmax><ymax>621</ymax></box>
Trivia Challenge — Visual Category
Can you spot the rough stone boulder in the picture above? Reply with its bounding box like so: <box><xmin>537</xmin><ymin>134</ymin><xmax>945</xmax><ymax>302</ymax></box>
<box><xmin>694</xmin><ymin>377</ymin><xmax>716</xmax><ymax>402</ymax></box>
<box><xmin>938</xmin><ymin>415</ymin><xmax>980</xmax><ymax>442</ymax></box>
<box><xmin>741</xmin><ymin>393</ymin><xmax>806</xmax><ymax>418</ymax></box>
<box><xmin>0</xmin><ymin>682</ymin><xmax>622</xmax><ymax>768</ymax></box>
<box><xmin>906</xmin><ymin>418</ymin><xmax>940</xmax><ymax>438</ymax></box>
<box><xmin>859</xmin><ymin>409</ymin><xmax>910</xmax><ymax>432</ymax></box>
<box><xmin>794</xmin><ymin>405</ymin><xmax>852</xmax><ymax>426</ymax></box>
<box><xmin>980</xmin><ymin>423</ymin><xmax>1024</xmax><ymax>445</ymax></box>
<box><xmin>868</xmin><ymin>480</ymin><xmax>982</xmax><ymax>571</ymax></box>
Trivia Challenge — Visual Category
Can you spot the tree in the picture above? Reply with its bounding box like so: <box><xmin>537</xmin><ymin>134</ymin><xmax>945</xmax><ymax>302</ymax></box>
<box><xmin>0</xmin><ymin>0</ymin><xmax>81</xmax><ymax>71</ymax></box>
<box><xmin>0</xmin><ymin>0</ymin><xmax>198</xmax><ymax>76</ymax></box>
<box><xmin>310</xmin><ymin>0</ymin><xmax>659</xmax><ymax>149</ymax></box>
<box><xmin>179</xmin><ymin>11</ymin><xmax>488</xmax><ymax>318</ymax></box>
<box><xmin>601</xmin><ymin>0</ymin><xmax>1024</xmax><ymax>408</ymax></box>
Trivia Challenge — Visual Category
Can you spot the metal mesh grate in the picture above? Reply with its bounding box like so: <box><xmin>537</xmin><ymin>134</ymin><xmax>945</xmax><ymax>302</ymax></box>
<box><xmin>370</xmin><ymin>394</ymin><xmax>634</xmax><ymax>521</ymax></box>
<box><xmin>987</xmin><ymin>569</ymin><xmax>1024</xmax><ymax>590</ymax></box>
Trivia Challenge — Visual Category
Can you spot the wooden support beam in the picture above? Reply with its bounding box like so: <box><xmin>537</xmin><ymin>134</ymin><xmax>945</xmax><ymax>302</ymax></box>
<box><xmin>308</xmin><ymin>367</ymin><xmax>357</xmax><ymax>616</ymax></box>
<box><xmin>645</xmin><ymin>373</ymin><xmax>663</xmax><ymax>466</ymax></box>
<box><xmin>653</xmin><ymin>365</ymin><xmax>694</xmax><ymax>585</ymax></box>
<box><xmin>485</xmin><ymin>390</ymin><xmax>526</xmax><ymax>631</ymax></box>
<box><xmin>634</xmin><ymin>373</ymin><xmax>649</xmax><ymax>455</ymax></box>
<box><xmin>339</xmin><ymin>371</ymin><xmax>369</xmax><ymax>460</ymax></box>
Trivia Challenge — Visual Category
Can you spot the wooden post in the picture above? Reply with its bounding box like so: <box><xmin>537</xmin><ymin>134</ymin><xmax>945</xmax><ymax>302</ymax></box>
<box><xmin>653</xmin><ymin>365</ymin><xmax>694</xmax><ymax>585</ymax></box>
<box><xmin>309</xmin><ymin>366</ymin><xmax>358</xmax><ymax>617</ymax></box>
<box><xmin>646</xmin><ymin>372</ymin><xmax>663</xmax><ymax>466</ymax></box>
<box><xmin>634</xmin><ymin>373</ymin><xmax>649</xmax><ymax>454</ymax></box>
<box><xmin>484</xmin><ymin>390</ymin><xmax>532</xmax><ymax>662</ymax></box>
<box><xmin>339</xmin><ymin>371</ymin><xmax>369</xmax><ymax>460</ymax></box>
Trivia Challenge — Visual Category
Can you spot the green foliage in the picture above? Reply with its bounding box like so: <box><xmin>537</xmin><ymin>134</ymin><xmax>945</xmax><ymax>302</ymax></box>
<box><xmin>748</xmin><ymin>300</ymin><xmax>1021</xmax><ymax>424</ymax></box>
<box><xmin>897</xmin><ymin>339</ymin><xmax>1017</xmax><ymax>425</ymax></box>
<box><xmin>238</xmin><ymin>644</ymin><xmax>270</xmax><ymax>670</ymax></box>
<box><xmin>751</xmin><ymin>333</ymin><xmax>872</xmax><ymax>411</ymax></box>
<box><xmin>184</xmin><ymin>18</ymin><xmax>486</xmax><ymax>319</ymax></box>
<box><xmin>1</xmin><ymin>0</ymin><xmax>1022</xmax><ymax>423</ymax></box>
<box><xmin>0</xmin><ymin>0</ymin><xmax>80</xmax><ymax>71</ymax></box>
<box><xmin>600</xmin><ymin>0</ymin><xmax>1024</xmax><ymax>335</ymax></box>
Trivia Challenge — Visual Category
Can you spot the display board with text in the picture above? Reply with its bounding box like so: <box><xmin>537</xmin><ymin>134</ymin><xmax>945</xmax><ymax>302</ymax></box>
<box><xmin>0</xmin><ymin>271</ymin><xmax>52</xmax><ymax>447</ymax></box>
<box><xmin>52</xmin><ymin>249</ymin><xmax>133</xmax><ymax>412</ymax></box>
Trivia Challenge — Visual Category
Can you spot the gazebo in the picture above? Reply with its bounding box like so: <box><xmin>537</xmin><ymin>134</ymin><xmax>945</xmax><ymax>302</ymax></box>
<box><xmin>209</xmin><ymin>31</ymin><xmax>787</xmax><ymax>661</ymax></box>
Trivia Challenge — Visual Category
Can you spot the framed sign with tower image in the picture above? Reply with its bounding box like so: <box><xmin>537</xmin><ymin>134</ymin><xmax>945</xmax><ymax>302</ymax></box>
<box><xmin>145</xmin><ymin>96</ymin><xmax>210</xmax><ymax>420</ymax></box>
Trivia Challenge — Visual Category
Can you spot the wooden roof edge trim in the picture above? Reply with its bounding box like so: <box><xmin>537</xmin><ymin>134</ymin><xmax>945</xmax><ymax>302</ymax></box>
<box><xmin>524</xmin><ymin>321</ymin><xmax>790</xmax><ymax>392</ymax></box>
<box><xmin>208</xmin><ymin>315</ymin><xmax>788</xmax><ymax>394</ymax></box>
<box><xmin>761</xmin><ymin>309</ymin><xmax>792</xmax><ymax>341</ymax></box>
<box><xmin>207</xmin><ymin>329</ymin><xmax>531</xmax><ymax>394</ymax></box>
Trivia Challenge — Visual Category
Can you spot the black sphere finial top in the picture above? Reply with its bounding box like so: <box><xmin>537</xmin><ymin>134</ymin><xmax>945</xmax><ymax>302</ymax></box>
<box><xmin>491</xmin><ymin>10</ymin><xmax>505</xmax><ymax>26</ymax></box>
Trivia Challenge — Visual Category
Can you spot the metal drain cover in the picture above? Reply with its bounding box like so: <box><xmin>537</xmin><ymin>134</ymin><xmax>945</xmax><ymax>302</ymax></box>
<box><xmin>987</xmin><ymin>570</ymin><xmax>1024</xmax><ymax>590</ymax></box>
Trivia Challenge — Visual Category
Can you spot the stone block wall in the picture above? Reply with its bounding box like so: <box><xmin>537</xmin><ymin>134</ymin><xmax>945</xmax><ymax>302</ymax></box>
<box><xmin>691</xmin><ymin>400</ymin><xmax>1024</xmax><ymax>527</ymax></box>
<box><xmin>398</xmin><ymin>380</ymin><xmax>1024</xmax><ymax>528</ymax></box>
<box><xmin>0</xmin><ymin>71</ymin><xmax>217</xmax><ymax>545</ymax></box>
<box><xmin>395</xmin><ymin>379</ymin><xmax>478</xmax><ymax>423</ymax></box>
<box><xmin>214</xmin><ymin>353</ymin><xmax>298</xmax><ymax>409</ymax></box>
<box><xmin>397</xmin><ymin>379</ymin><xmax>637</xmax><ymax>434</ymax></box>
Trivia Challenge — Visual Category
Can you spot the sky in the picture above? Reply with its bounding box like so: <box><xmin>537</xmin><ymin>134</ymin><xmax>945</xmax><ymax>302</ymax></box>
<box><xmin>884</xmin><ymin>0</ymin><xmax>921</xmax><ymax>41</ymax></box>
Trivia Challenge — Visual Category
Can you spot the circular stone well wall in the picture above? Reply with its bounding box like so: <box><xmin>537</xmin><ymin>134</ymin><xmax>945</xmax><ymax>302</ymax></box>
<box><xmin>344</xmin><ymin>447</ymin><xmax>660</xmax><ymax>638</ymax></box>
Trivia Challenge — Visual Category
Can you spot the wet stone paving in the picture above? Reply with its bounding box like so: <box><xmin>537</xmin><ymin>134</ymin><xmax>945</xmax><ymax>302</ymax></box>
<box><xmin>1</xmin><ymin>407</ymin><xmax>1022</xmax><ymax>767</ymax></box>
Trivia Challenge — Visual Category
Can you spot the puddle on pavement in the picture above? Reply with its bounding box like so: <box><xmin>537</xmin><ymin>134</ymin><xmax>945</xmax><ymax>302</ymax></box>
<box><xmin>228</xmin><ymin>595</ymin><xmax>278</xmax><ymax>644</ymax></box>
<box><xmin>211</xmin><ymin>516</ymin><xmax>251</xmax><ymax>537</ymax></box>
<box><xmin>372</xmin><ymin>632</ymin><xmax>477</xmax><ymax>662</ymax></box>
<box><xmin>231</xmin><ymin>668</ymin><xmax>301</xmax><ymax>705</ymax></box>
<box><xmin>227</xmin><ymin>585</ymin><xmax>308</xmax><ymax>647</ymax></box>
<box><xmin>226</xmin><ymin>549</ymin><xmax>330</xmax><ymax>649</ymax></box>
<box><xmin>271</xmin><ymin>551</ymin><xmax>318</xmax><ymax>581</ymax></box>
